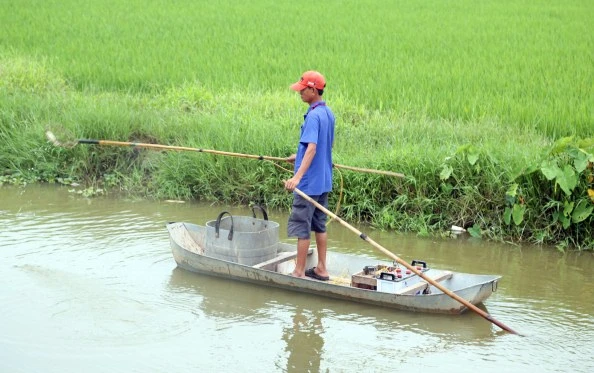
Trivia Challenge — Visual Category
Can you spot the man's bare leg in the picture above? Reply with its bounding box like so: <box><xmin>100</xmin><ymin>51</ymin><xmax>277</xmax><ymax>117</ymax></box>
<box><xmin>313</xmin><ymin>232</ymin><xmax>329</xmax><ymax>277</ymax></box>
<box><xmin>291</xmin><ymin>238</ymin><xmax>310</xmax><ymax>278</ymax></box>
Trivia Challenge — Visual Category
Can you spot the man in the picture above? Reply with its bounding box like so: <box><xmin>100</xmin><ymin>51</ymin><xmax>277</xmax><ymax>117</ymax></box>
<box><xmin>284</xmin><ymin>71</ymin><xmax>335</xmax><ymax>281</ymax></box>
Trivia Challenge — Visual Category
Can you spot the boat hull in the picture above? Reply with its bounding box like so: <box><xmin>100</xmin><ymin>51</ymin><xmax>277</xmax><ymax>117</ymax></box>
<box><xmin>168</xmin><ymin>222</ymin><xmax>500</xmax><ymax>314</ymax></box>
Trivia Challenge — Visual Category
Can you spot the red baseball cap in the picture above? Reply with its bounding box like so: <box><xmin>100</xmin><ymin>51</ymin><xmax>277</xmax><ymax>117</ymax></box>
<box><xmin>290</xmin><ymin>71</ymin><xmax>326</xmax><ymax>91</ymax></box>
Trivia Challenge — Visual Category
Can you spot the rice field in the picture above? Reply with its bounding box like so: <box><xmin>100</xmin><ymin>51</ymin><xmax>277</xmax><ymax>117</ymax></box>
<box><xmin>1</xmin><ymin>0</ymin><xmax>592</xmax><ymax>135</ymax></box>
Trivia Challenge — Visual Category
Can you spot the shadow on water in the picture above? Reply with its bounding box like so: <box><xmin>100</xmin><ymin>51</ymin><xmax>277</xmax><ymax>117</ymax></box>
<box><xmin>166</xmin><ymin>267</ymin><xmax>497</xmax><ymax>341</ymax></box>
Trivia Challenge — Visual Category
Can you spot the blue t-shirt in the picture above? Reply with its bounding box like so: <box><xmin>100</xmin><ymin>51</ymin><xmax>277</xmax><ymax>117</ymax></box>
<box><xmin>294</xmin><ymin>101</ymin><xmax>335</xmax><ymax>195</ymax></box>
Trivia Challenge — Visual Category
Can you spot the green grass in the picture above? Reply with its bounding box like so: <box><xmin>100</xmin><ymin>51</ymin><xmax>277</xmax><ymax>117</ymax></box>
<box><xmin>1</xmin><ymin>0</ymin><xmax>592</xmax><ymax>135</ymax></box>
<box><xmin>0</xmin><ymin>0</ymin><xmax>593</xmax><ymax>249</ymax></box>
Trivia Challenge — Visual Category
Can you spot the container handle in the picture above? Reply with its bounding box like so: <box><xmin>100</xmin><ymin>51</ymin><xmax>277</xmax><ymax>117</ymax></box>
<box><xmin>251</xmin><ymin>205</ymin><xmax>269</xmax><ymax>221</ymax></box>
<box><xmin>379</xmin><ymin>272</ymin><xmax>396</xmax><ymax>281</ymax></box>
<box><xmin>411</xmin><ymin>260</ymin><xmax>427</xmax><ymax>268</ymax></box>
<box><xmin>215</xmin><ymin>211</ymin><xmax>234</xmax><ymax>240</ymax></box>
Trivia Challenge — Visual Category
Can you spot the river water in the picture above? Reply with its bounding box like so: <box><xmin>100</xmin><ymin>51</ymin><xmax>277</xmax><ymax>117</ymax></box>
<box><xmin>1</xmin><ymin>184</ymin><xmax>592</xmax><ymax>372</ymax></box>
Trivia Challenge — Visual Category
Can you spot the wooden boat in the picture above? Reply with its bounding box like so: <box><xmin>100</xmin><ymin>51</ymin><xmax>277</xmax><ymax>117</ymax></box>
<box><xmin>167</xmin><ymin>221</ymin><xmax>501</xmax><ymax>314</ymax></box>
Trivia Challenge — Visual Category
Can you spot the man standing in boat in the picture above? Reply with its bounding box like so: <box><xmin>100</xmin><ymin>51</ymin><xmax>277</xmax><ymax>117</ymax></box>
<box><xmin>284</xmin><ymin>70</ymin><xmax>335</xmax><ymax>281</ymax></box>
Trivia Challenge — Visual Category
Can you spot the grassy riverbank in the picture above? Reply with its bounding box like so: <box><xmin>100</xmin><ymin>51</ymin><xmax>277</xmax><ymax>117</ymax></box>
<box><xmin>1</xmin><ymin>1</ymin><xmax>593</xmax><ymax>250</ymax></box>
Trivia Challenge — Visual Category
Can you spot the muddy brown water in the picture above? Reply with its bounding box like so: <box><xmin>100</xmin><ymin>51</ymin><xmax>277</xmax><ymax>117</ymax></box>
<box><xmin>1</xmin><ymin>185</ymin><xmax>593</xmax><ymax>372</ymax></box>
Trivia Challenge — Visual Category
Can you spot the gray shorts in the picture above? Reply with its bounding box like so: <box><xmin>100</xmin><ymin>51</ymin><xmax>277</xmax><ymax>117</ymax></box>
<box><xmin>287</xmin><ymin>193</ymin><xmax>328</xmax><ymax>239</ymax></box>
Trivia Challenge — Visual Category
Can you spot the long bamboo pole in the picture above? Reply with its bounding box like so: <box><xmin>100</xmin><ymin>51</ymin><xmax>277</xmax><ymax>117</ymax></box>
<box><xmin>292</xmin><ymin>187</ymin><xmax>520</xmax><ymax>335</ymax></box>
<box><xmin>47</xmin><ymin>133</ymin><xmax>404</xmax><ymax>177</ymax></box>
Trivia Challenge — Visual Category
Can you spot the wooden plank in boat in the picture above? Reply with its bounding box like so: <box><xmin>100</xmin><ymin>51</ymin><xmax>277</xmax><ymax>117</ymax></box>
<box><xmin>253</xmin><ymin>248</ymin><xmax>313</xmax><ymax>270</ymax></box>
<box><xmin>351</xmin><ymin>272</ymin><xmax>377</xmax><ymax>289</ymax></box>
<box><xmin>394</xmin><ymin>271</ymin><xmax>453</xmax><ymax>295</ymax></box>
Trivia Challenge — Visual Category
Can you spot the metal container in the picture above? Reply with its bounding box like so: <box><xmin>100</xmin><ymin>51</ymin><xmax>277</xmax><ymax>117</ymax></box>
<box><xmin>204</xmin><ymin>206</ymin><xmax>279</xmax><ymax>265</ymax></box>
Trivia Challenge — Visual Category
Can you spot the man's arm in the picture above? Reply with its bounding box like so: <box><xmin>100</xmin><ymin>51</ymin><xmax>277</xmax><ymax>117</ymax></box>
<box><xmin>284</xmin><ymin>143</ymin><xmax>316</xmax><ymax>191</ymax></box>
